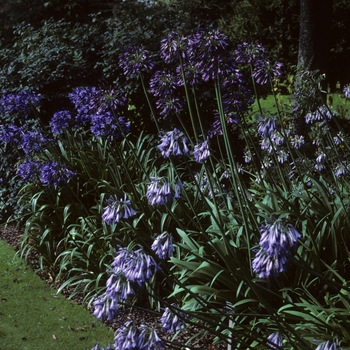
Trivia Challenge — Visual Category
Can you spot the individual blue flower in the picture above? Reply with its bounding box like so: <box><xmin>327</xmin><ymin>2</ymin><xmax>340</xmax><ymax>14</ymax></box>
<box><xmin>158</xmin><ymin>128</ymin><xmax>189</xmax><ymax>158</ymax></box>
<box><xmin>119</xmin><ymin>45</ymin><xmax>155</xmax><ymax>76</ymax></box>
<box><xmin>193</xmin><ymin>140</ymin><xmax>210</xmax><ymax>163</ymax></box>
<box><xmin>50</xmin><ymin>110</ymin><xmax>72</xmax><ymax>134</ymax></box>
<box><xmin>151</xmin><ymin>231</ymin><xmax>175</xmax><ymax>260</ymax></box>
<box><xmin>160</xmin><ymin>305</ymin><xmax>187</xmax><ymax>333</ymax></box>
<box><xmin>257</xmin><ymin>116</ymin><xmax>277</xmax><ymax>137</ymax></box>
<box><xmin>267</xmin><ymin>331</ymin><xmax>284</xmax><ymax>349</ymax></box>
<box><xmin>252</xmin><ymin>221</ymin><xmax>301</xmax><ymax>278</ymax></box>
<box><xmin>343</xmin><ymin>84</ymin><xmax>350</xmax><ymax>99</ymax></box>
<box><xmin>39</xmin><ymin>160</ymin><xmax>76</xmax><ymax>189</ymax></box>
<box><xmin>102</xmin><ymin>193</ymin><xmax>137</xmax><ymax>225</ymax></box>
<box><xmin>17</xmin><ymin>159</ymin><xmax>42</xmax><ymax>183</ymax></box>
<box><xmin>111</xmin><ymin>246</ymin><xmax>159</xmax><ymax>286</ymax></box>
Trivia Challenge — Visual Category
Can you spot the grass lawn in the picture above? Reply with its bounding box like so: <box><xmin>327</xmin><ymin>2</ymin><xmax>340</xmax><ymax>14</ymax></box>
<box><xmin>0</xmin><ymin>239</ymin><xmax>114</xmax><ymax>350</ymax></box>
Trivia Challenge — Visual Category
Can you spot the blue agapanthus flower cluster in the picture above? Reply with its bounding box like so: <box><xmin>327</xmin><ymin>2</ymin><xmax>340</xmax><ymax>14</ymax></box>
<box><xmin>50</xmin><ymin>110</ymin><xmax>72</xmax><ymax>134</ymax></box>
<box><xmin>0</xmin><ymin>90</ymin><xmax>42</xmax><ymax>118</ymax></box>
<box><xmin>17</xmin><ymin>159</ymin><xmax>42</xmax><ymax>183</ymax></box>
<box><xmin>90</xmin><ymin>112</ymin><xmax>130</xmax><ymax>139</ymax></box>
<box><xmin>102</xmin><ymin>193</ymin><xmax>137</xmax><ymax>225</ymax></box>
<box><xmin>146</xmin><ymin>177</ymin><xmax>183</xmax><ymax>206</ymax></box>
<box><xmin>119</xmin><ymin>44</ymin><xmax>155</xmax><ymax>76</ymax></box>
<box><xmin>0</xmin><ymin>125</ymin><xmax>21</xmax><ymax>143</ymax></box>
<box><xmin>158</xmin><ymin>128</ymin><xmax>189</xmax><ymax>158</ymax></box>
<box><xmin>305</xmin><ymin>105</ymin><xmax>335</xmax><ymax>124</ymax></box>
<box><xmin>151</xmin><ymin>231</ymin><xmax>174</xmax><ymax>260</ymax></box>
<box><xmin>39</xmin><ymin>160</ymin><xmax>76</xmax><ymax>189</ymax></box>
<box><xmin>315</xmin><ymin>340</ymin><xmax>342</xmax><ymax>350</ymax></box>
<box><xmin>252</xmin><ymin>220</ymin><xmax>301</xmax><ymax>278</ymax></box>
<box><xmin>113</xmin><ymin>321</ymin><xmax>164</xmax><ymax>350</ymax></box>
<box><xmin>193</xmin><ymin>140</ymin><xmax>210</xmax><ymax>163</ymax></box>
<box><xmin>20</xmin><ymin>130</ymin><xmax>50</xmax><ymax>156</ymax></box>
<box><xmin>343</xmin><ymin>84</ymin><xmax>350</xmax><ymax>99</ymax></box>
<box><xmin>257</xmin><ymin>115</ymin><xmax>277</xmax><ymax>138</ymax></box>
<box><xmin>160</xmin><ymin>305</ymin><xmax>187</xmax><ymax>333</ymax></box>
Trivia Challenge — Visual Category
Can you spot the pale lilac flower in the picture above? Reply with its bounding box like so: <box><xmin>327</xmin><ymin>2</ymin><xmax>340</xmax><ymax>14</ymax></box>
<box><xmin>160</xmin><ymin>305</ymin><xmax>187</xmax><ymax>333</ymax></box>
<box><xmin>267</xmin><ymin>331</ymin><xmax>284</xmax><ymax>349</ymax></box>
<box><xmin>193</xmin><ymin>140</ymin><xmax>210</xmax><ymax>163</ymax></box>
<box><xmin>151</xmin><ymin>232</ymin><xmax>175</xmax><ymax>260</ymax></box>
<box><xmin>158</xmin><ymin>128</ymin><xmax>189</xmax><ymax>158</ymax></box>
<box><xmin>343</xmin><ymin>84</ymin><xmax>350</xmax><ymax>99</ymax></box>
<box><xmin>93</xmin><ymin>294</ymin><xmax>119</xmax><ymax>322</ymax></box>
<box><xmin>334</xmin><ymin>162</ymin><xmax>350</xmax><ymax>178</ymax></box>
<box><xmin>257</xmin><ymin>116</ymin><xmax>277</xmax><ymax>137</ymax></box>
<box><xmin>305</xmin><ymin>105</ymin><xmax>335</xmax><ymax>124</ymax></box>
<box><xmin>252</xmin><ymin>221</ymin><xmax>301</xmax><ymax>278</ymax></box>
<box><xmin>102</xmin><ymin>193</ymin><xmax>137</xmax><ymax>225</ymax></box>
<box><xmin>146</xmin><ymin>177</ymin><xmax>183</xmax><ymax>206</ymax></box>
<box><xmin>315</xmin><ymin>340</ymin><xmax>340</xmax><ymax>350</ymax></box>
<box><xmin>290</xmin><ymin>135</ymin><xmax>305</xmax><ymax>149</ymax></box>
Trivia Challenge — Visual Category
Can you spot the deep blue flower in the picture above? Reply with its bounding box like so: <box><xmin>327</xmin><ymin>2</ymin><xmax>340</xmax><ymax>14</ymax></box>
<box><xmin>119</xmin><ymin>45</ymin><xmax>155</xmax><ymax>76</ymax></box>
<box><xmin>0</xmin><ymin>125</ymin><xmax>21</xmax><ymax>143</ymax></box>
<box><xmin>17</xmin><ymin>159</ymin><xmax>42</xmax><ymax>183</ymax></box>
<box><xmin>90</xmin><ymin>112</ymin><xmax>130</xmax><ymax>139</ymax></box>
<box><xmin>150</xmin><ymin>70</ymin><xmax>180</xmax><ymax>98</ymax></box>
<box><xmin>193</xmin><ymin>140</ymin><xmax>210</xmax><ymax>163</ymax></box>
<box><xmin>20</xmin><ymin>130</ymin><xmax>49</xmax><ymax>156</ymax></box>
<box><xmin>267</xmin><ymin>332</ymin><xmax>284</xmax><ymax>349</ymax></box>
<box><xmin>158</xmin><ymin>128</ymin><xmax>189</xmax><ymax>158</ymax></box>
<box><xmin>235</xmin><ymin>42</ymin><xmax>266</xmax><ymax>65</ymax></box>
<box><xmin>0</xmin><ymin>90</ymin><xmax>42</xmax><ymax>118</ymax></box>
<box><xmin>252</xmin><ymin>221</ymin><xmax>301</xmax><ymax>278</ymax></box>
<box><xmin>155</xmin><ymin>96</ymin><xmax>184</xmax><ymax>118</ymax></box>
<box><xmin>343</xmin><ymin>84</ymin><xmax>350</xmax><ymax>99</ymax></box>
<box><xmin>160</xmin><ymin>305</ymin><xmax>187</xmax><ymax>333</ymax></box>
<box><xmin>160</xmin><ymin>31</ymin><xmax>188</xmax><ymax>64</ymax></box>
<box><xmin>39</xmin><ymin>160</ymin><xmax>76</xmax><ymax>189</ymax></box>
<box><xmin>50</xmin><ymin>110</ymin><xmax>72</xmax><ymax>134</ymax></box>
<box><xmin>102</xmin><ymin>193</ymin><xmax>137</xmax><ymax>225</ymax></box>
<box><xmin>151</xmin><ymin>232</ymin><xmax>175</xmax><ymax>260</ymax></box>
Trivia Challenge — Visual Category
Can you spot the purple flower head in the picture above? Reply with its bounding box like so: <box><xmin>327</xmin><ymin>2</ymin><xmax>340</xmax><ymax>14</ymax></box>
<box><xmin>106</xmin><ymin>271</ymin><xmax>134</xmax><ymax>305</ymax></box>
<box><xmin>20</xmin><ymin>130</ymin><xmax>49</xmax><ymax>156</ymax></box>
<box><xmin>156</xmin><ymin>96</ymin><xmax>184</xmax><ymax>118</ymax></box>
<box><xmin>290</xmin><ymin>135</ymin><xmax>305</xmax><ymax>149</ymax></box>
<box><xmin>257</xmin><ymin>116</ymin><xmax>277</xmax><ymax>138</ymax></box>
<box><xmin>39</xmin><ymin>160</ymin><xmax>76</xmax><ymax>189</ymax></box>
<box><xmin>0</xmin><ymin>125</ymin><xmax>21</xmax><ymax>144</ymax></box>
<box><xmin>93</xmin><ymin>294</ymin><xmax>119</xmax><ymax>322</ymax></box>
<box><xmin>102</xmin><ymin>193</ymin><xmax>137</xmax><ymax>225</ymax></box>
<box><xmin>150</xmin><ymin>69</ymin><xmax>180</xmax><ymax>98</ymax></box>
<box><xmin>146</xmin><ymin>177</ymin><xmax>183</xmax><ymax>206</ymax></box>
<box><xmin>267</xmin><ymin>332</ymin><xmax>284</xmax><ymax>349</ymax></box>
<box><xmin>158</xmin><ymin>128</ymin><xmax>189</xmax><ymax>158</ymax></box>
<box><xmin>194</xmin><ymin>30</ymin><xmax>236</xmax><ymax>82</ymax></box>
<box><xmin>252</xmin><ymin>60</ymin><xmax>283</xmax><ymax>85</ymax></box>
<box><xmin>193</xmin><ymin>140</ymin><xmax>210</xmax><ymax>163</ymax></box>
<box><xmin>160</xmin><ymin>305</ymin><xmax>187</xmax><ymax>333</ymax></box>
<box><xmin>160</xmin><ymin>31</ymin><xmax>188</xmax><ymax>64</ymax></box>
<box><xmin>17</xmin><ymin>159</ymin><xmax>42</xmax><ymax>183</ymax></box>
<box><xmin>90</xmin><ymin>112</ymin><xmax>130</xmax><ymax>139</ymax></box>
<box><xmin>111</xmin><ymin>246</ymin><xmax>159</xmax><ymax>286</ymax></box>
<box><xmin>119</xmin><ymin>45</ymin><xmax>155</xmax><ymax>76</ymax></box>
<box><xmin>151</xmin><ymin>231</ymin><xmax>175</xmax><ymax>260</ymax></box>
<box><xmin>343</xmin><ymin>84</ymin><xmax>350</xmax><ymax>99</ymax></box>
<box><xmin>252</xmin><ymin>221</ymin><xmax>301</xmax><ymax>278</ymax></box>
<box><xmin>114</xmin><ymin>321</ymin><xmax>164</xmax><ymax>350</ymax></box>
<box><xmin>0</xmin><ymin>90</ymin><xmax>42</xmax><ymax>118</ymax></box>
<box><xmin>92</xmin><ymin>88</ymin><xmax>127</xmax><ymax>114</ymax></box>
<box><xmin>50</xmin><ymin>110</ymin><xmax>72</xmax><ymax>134</ymax></box>
<box><xmin>235</xmin><ymin>42</ymin><xmax>265</xmax><ymax>65</ymax></box>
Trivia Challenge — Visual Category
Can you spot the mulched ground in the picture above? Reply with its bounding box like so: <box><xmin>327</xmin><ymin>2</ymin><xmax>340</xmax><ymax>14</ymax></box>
<box><xmin>0</xmin><ymin>225</ymin><xmax>227</xmax><ymax>350</ymax></box>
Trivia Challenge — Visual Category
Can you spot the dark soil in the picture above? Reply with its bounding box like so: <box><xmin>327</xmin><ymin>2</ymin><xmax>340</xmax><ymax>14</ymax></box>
<box><xmin>0</xmin><ymin>225</ymin><xmax>227</xmax><ymax>350</ymax></box>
